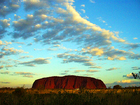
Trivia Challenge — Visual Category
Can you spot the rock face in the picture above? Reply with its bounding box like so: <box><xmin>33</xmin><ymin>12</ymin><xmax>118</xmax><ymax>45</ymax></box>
<box><xmin>32</xmin><ymin>75</ymin><xmax>106</xmax><ymax>89</ymax></box>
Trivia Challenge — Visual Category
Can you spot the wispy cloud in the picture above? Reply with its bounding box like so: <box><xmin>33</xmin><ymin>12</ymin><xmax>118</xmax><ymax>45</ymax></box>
<box><xmin>133</xmin><ymin>37</ymin><xmax>138</xmax><ymax>40</ymax></box>
<box><xmin>20</xmin><ymin>57</ymin><xmax>51</xmax><ymax>66</ymax></box>
<box><xmin>132</xmin><ymin>67</ymin><xmax>140</xmax><ymax>70</ymax></box>
<box><xmin>14</xmin><ymin>72</ymin><xmax>35</xmax><ymax>78</ymax></box>
<box><xmin>90</xmin><ymin>0</ymin><xmax>95</xmax><ymax>3</ymax></box>
<box><xmin>0</xmin><ymin>71</ymin><xmax>10</xmax><ymax>74</ymax></box>
<box><xmin>87</xmin><ymin>70</ymin><xmax>99</xmax><ymax>72</ymax></box>
<box><xmin>0</xmin><ymin>82</ymin><xmax>10</xmax><ymax>84</ymax></box>
<box><xmin>106</xmin><ymin>67</ymin><xmax>120</xmax><ymax>71</ymax></box>
<box><xmin>81</xmin><ymin>9</ymin><xmax>85</xmax><ymax>13</ymax></box>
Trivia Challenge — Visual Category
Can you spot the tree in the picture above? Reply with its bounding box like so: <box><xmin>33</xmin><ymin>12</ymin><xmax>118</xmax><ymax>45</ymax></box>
<box><xmin>113</xmin><ymin>85</ymin><xmax>122</xmax><ymax>89</ymax></box>
<box><xmin>132</xmin><ymin>72</ymin><xmax>140</xmax><ymax>79</ymax></box>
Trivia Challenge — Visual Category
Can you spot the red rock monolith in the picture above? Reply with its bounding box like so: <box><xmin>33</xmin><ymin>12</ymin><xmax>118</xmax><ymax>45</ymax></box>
<box><xmin>32</xmin><ymin>75</ymin><xmax>106</xmax><ymax>89</ymax></box>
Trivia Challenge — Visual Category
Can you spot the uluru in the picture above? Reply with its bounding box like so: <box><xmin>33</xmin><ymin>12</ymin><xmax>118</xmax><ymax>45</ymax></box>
<box><xmin>32</xmin><ymin>75</ymin><xmax>106</xmax><ymax>89</ymax></box>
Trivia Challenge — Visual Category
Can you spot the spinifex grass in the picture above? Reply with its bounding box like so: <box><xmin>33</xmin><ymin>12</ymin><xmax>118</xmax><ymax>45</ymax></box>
<box><xmin>0</xmin><ymin>88</ymin><xmax>140</xmax><ymax>105</ymax></box>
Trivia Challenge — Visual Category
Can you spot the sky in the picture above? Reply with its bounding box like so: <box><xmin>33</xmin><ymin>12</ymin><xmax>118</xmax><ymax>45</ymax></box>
<box><xmin>0</xmin><ymin>0</ymin><xmax>140</xmax><ymax>88</ymax></box>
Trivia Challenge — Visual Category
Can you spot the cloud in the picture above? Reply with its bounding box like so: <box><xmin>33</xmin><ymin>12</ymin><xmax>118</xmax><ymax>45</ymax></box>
<box><xmin>81</xmin><ymin>4</ymin><xmax>85</xmax><ymax>7</ymax></box>
<box><xmin>90</xmin><ymin>0</ymin><xmax>95</xmax><ymax>3</ymax></box>
<box><xmin>106</xmin><ymin>67</ymin><xmax>120</xmax><ymax>71</ymax></box>
<box><xmin>0</xmin><ymin>1</ymin><xmax>20</xmax><ymax>17</ymax></box>
<box><xmin>23</xmin><ymin>0</ymin><xmax>49</xmax><ymax>11</ymax></box>
<box><xmin>133</xmin><ymin>37</ymin><xmax>138</xmax><ymax>40</ymax></box>
<box><xmin>19</xmin><ymin>55</ymin><xmax>33</xmax><ymax>59</ymax></box>
<box><xmin>82</xmin><ymin>47</ymin><xmax>104</xmax><ymax>56</ymax></box>
<box><xmin>5</xmin><ymin>65</ymin><xmax>13</xmax><ymax>68</ymax></box>
<box><xmin>126</xmin><ymin>43</ymin><xmax>140</xmax><ymax>50</ymax></box>
<box><xmin>25</xmin><ymin>64</ymin><xmax>36</xmax><ymax>67</ymax></box>
<box><xmin>0</xmin><ymin>82</ymin><xmax>10</xmax><ymax>84</ymax></box>
<box><xmin>81</xmin><ymin>9</ymin><xmax>85</xmax><ymax>13</ymax></box>
<box><xmin>57</xmin><ymin>53</ymin><xmax>94</xmax><ymax>67</ymax></box>
<box><xmin>20</xmin><ymin>57</ymin><xmax>50</xmax><ymax>66</ymax></box>
<box><xmin>0</xmin><ymin>65</ymin><xmax>4</xmax><ymax>69</ymax></box>
<box><xmin>0</xmin><ymin>71</ymin><xmax>9</xmax><ymax>74</ymax></box>
<box><xmin>14</xmin><ymin>72</ymin><xmax>35</xmax><ymax>78</ymax></box>
<box><xmin>123</xmin><ymin>73</ymin><xmax>134</xmax><ymax>79</ymax></box>
<box><xmin>0</xmin><ymin>19</ymin><xmax>11</xmax><ymax>29</ymax></box>
<box><xmin>60</xmin><ymin>70</ymin><xmax>69</xmax><ymax>75</ymax></box>
<box><xmin>132</xmin><ymin>67</ymin><xmax>140</xmax><ymax>70</ymax></box>
<box><xmin>97</xmin><ymin>17</ymin><xmax>106</xmax><ymax>24</ymax></box>
<box><xmin>83</xmin><ymin>16</ymin><xmax>89</xmax><ymax>19</ymax></box>
<box><xmin>0</xmin><ymin>40</ymin><xmax>3</xmax><ymax>45</ymax></box>
<box><xmin>11</xmin><ymin>40</ymin><xmax>25</xmax><ymax>45</ymax></box>
<box><xmin>47</xmin><ymin>48</ymin><xmax>58</xmax><ymax>51</ymax></box>
<box><xmin>14</xmin><ymin>14</ymin><xmax>21</xmax><ymax>20</ymax></box>
<box><xmin>117</xmin><ymin>80</ymin><xmax>133</xmax><ymax>83</ymax></box>
<box><xmin>90</xmin><ymin>66</ymin><xmax>102</xmax><ymax>69</ymax></box>
<box><xmin>106</xmin><ymin>80</ymin><xmax>140</xmax><ymax>87</ymax></box>
<box><xmin>1</xmin><ymin>46</ymin><xmax>28</xmax><ymax>57</ymax></box>
<box><xmin>86</xmin><ymin>70</ymin><xmax>99</xmax><ymax>72</ymax></box>
<box><xmin>53</xmin><ymin>44</ymin><xmax>61</xmax><ymax>47</ymax></box>
<box><xmin>74</xmin><ymin>70</ymin><xmax>85</xmax><ymax>73</ymax></box>
<box><xmin>27</xmin><ymin>43</ymin><xmax>32</xmax><ymax>46</ymax></box>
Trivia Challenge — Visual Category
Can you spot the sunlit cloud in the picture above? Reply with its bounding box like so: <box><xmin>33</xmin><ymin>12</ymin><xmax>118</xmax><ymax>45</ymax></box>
<box><xmin>0</xmin><ymin>65</ymin><xmax>4</xmax><ymax>69</ymax></box>
<box><xmin>123</xmin><ymin>73</ymin><xmax>134</xmax><ymax>79</ymax></box>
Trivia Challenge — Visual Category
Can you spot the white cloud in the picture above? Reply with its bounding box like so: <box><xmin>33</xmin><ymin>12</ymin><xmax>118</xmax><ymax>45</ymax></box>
<box><xmin>81</xmin><ymin>4</ymin><xmax>85</xmax><ymax>7</ymax></box>
<box><xmin>90</xmin><ymin>0</ymin><xmax>95</xmax><ymax>3</ymax></box>
<box><xmin>81</xmin><ymin>9</ymin><xmax>85</xmax><ymax>13</ymax></box>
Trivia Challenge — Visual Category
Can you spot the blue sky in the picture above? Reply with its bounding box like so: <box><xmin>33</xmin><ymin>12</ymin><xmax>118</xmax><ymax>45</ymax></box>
<box><xmin>0</xmin><ymin>0</ymin><xmax>140</xmax><ymax>88</ymax></box>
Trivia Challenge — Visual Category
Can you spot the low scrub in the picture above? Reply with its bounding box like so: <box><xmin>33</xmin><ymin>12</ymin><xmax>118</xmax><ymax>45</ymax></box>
<box><xmin>0</xmin><ymin>88</ymin><xmax>140</xmax><ymax>105</ymax></box>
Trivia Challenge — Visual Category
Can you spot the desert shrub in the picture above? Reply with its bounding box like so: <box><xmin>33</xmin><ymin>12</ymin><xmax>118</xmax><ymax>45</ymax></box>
<box><xmin>113</xmin><ymin>85</ymin><xmax>122</xmax><ymax>89</ymax></box>
<box><xmin>12</xmin><ymin>87</ymin><xmax>26</xmax><ymax>97</ymax></box>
